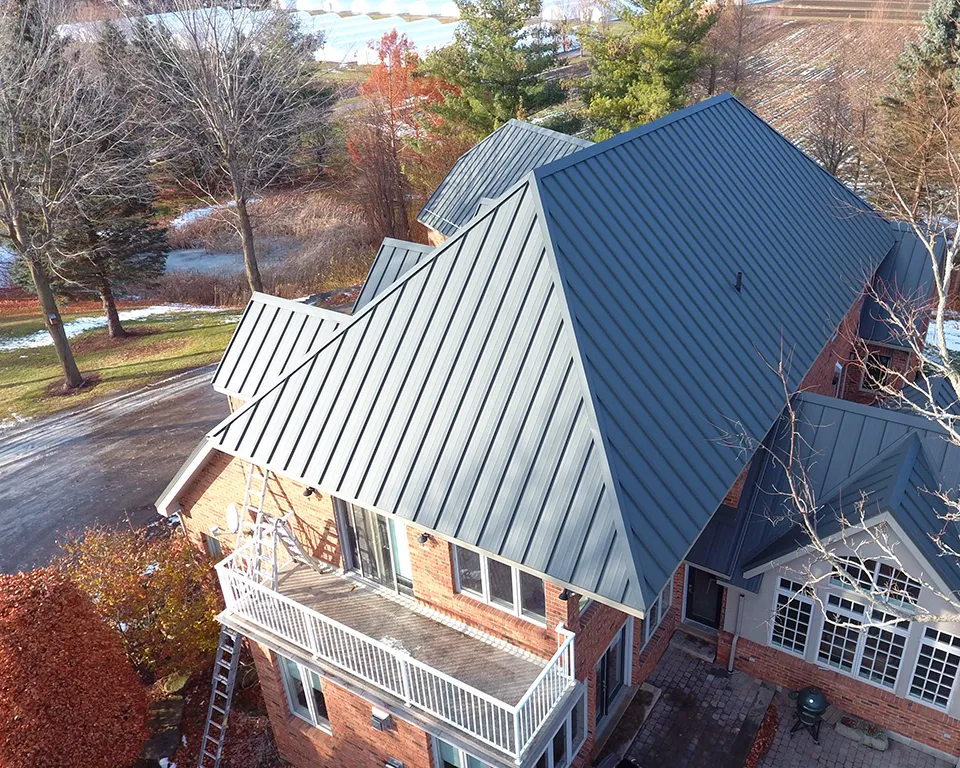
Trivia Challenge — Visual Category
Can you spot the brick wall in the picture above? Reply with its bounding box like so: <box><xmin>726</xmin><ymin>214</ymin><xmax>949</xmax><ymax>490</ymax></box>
<box><xmin>721</xmin><ymin>633</ymin><xmax>960</xmax><ymax>757</ymax></box>
<box><xmin>842</xmin><ymin>342</ymin><xmax>914</xmax><ymax>406</ymax></box>
<box><xmin>406</xmin><ymin>531</ymin><xmax>579</xmax><ymax>658</ymax></box>
<box><xmin>250</xmin><ymin>642</ymin><xmax>436</xmax><ymax>768</ymax></box>
<box><xmin>798</xmin><ymin>295</ymin><xmax>863</xmax><ymax>397</ymax></box>
<box><xmin>425</xmin><ymin>228</ymin><xmax>446</xmax><ymax>247</ymax></box>
<box><xmin>178</xmin><ymin>452</ymin><xmax>342</xmax><ymax>566</ymax></box>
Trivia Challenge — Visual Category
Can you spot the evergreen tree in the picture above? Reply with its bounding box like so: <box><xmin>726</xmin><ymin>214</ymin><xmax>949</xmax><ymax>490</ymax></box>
<box><xmin>877</xmin><ymin>0</ymin><xmax>960</xmax><ymax>219</ymax></box>
<box><xmin>578</xmin><ymin>0</ymin><xmax>716</xmax><ymax>140</ymax></box>
<box><xmin>421</xmin><ymin>0</ymin><xmax>565</xmax><ymax>136</ymax></box>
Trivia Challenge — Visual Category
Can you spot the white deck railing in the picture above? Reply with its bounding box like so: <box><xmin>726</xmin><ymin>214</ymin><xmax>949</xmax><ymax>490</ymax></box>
<box><xmin>216</xmin><ymin>542</ymin><xmax>576</xmax><ymax>763</ymax></box>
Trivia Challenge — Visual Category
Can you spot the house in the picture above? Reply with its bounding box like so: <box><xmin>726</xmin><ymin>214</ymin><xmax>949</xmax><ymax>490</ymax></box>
<box><xmin>158</xmin><ymin>93</ymin><xmax>955</xmax><ymax>768</ymax></box>
<box><xmin>416</xmin><ymin>119</ymin><xmax>593</xmax><ymax>245</ymax></box>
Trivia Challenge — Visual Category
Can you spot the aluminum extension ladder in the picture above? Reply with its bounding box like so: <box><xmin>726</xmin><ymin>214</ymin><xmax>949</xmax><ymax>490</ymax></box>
<box><xmin>197</xmin><ymin>627</ymin><xmax>243</xmax><ymax>768</ymax></box>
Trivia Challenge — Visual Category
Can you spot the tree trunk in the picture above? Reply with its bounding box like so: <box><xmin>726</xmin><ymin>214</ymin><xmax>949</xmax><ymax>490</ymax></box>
<box><xmin>100</xmin><ymin>280</ymin><xmax>127</xmax><ymax>338</ymax></box>
<box><xmin>25</xmin><ymin>254</ymin><xmax>84</xmax><ymax>389</ymax></box>
<box><xmin>234</xmin><ymin>194</ymin><xmax>263</xmax><ymax>294</ymax></box>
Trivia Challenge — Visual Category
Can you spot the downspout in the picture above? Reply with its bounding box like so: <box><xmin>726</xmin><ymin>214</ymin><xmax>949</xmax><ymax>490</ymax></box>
<box><xmin>727</xmin><ymin>593</ymin><xmax>745</xmax><ymax>674</ymax></box>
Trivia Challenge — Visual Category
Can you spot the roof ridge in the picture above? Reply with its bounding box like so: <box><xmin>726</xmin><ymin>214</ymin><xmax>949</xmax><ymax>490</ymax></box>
<box><xmin>818</xmin><ymin>430</ymin><xmax>920</xmax><ymax>508</ymax></box>
<box><xmin>505</xmin><ymin>118</ymin><xmax>594</xmax><ymax>147</ymax></box>
<box><xmin>532</xmin><ymin>93</ymin><xmax>735</xmax><ymax>182</ymax></box>
<box><xmin>528</xmin><ymin>177</ymin><xmax>650</xmax><ymax>605</ymax></box>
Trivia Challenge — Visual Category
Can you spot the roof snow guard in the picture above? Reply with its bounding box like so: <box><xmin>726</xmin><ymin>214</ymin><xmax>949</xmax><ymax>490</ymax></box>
<box><xmin>207</xmin><ymin>95</ymin><xmax>894</xmax><ymax>614</ymax></box>
<box><xmin>417</xmin><ymin>119</ymin><xmax>593</xmax><ymax>237</ymax></box>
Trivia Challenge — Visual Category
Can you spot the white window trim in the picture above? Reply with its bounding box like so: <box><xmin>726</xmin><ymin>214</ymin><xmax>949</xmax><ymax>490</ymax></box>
<box><xmin>814</xmin><ymin>593</ymin><xmax>909</xmax><ymax>693</ymax></box>
<box><xmin>278</xmin><ymin>654</ymin><xmax>332</xmax><ymax>732</ymax></box>
<box><xmin>452</xmin><ymin>544</ymin><xmax>547</xmax><ymax>626</ymax></box>
<box><xmin>529</xmin><ymin>688</ymin><xmax>589</xmax><ymax>768</ymax></box>
<box><xmin>769</xmin><ymin>578</ymin><xmax>814</xmax><ymax>660</ymax></box>
<box><xmin>907</xmin><ymin>628</ymin><xmax>960</xmax><ymax>712</ymax></box>
<box><xmin>642</xmin><ymin>582</ymin><xmax>673</xmax><ymax>649</ymax></box>
<box><xmin>829</xmin><ymin>557</ymin><xmax>920</xmax><ymax>611</ymax></box>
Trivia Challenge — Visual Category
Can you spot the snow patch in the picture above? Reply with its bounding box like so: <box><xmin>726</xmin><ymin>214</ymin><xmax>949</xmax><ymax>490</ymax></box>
<box><xmin>925</xmin><ymin>316</ymin><xmax>960</xmax><ymax>358</ymax></box>
<box><xmin>169</xmin><ymin>199</ymin><xmax>258</xmax><ymax>230</ymax></box>
<box><xmin>0</xmin><ymin>412</ymin><xmax>30</xmax><ymax>430</ymax></box>
<box><xmin>0</xmin><ymin>242</ymin><xmax>14</xmax><ymax>288</ymax></box>
<box><xmin>0</xmin><ymin>304</ymin><xmax>222</xmax><ymax>352</ymax></box>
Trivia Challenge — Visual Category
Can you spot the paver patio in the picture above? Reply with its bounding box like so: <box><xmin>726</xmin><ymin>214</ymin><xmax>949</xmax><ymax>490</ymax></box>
<box><xmin>627</xmin><ymin>635</ymin><xmax>955</xmax><ymax>768</ymax></box>
<box><xmin>760</xmin><ymin>690</ymin><xmax>953</xmax><ymax>768</ymax></box>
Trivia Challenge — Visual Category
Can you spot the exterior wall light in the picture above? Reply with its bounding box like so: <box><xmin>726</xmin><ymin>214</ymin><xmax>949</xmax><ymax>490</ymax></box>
<box><xmin>558</xmin><ymin>589</ymin><xmax>572</xmax><ymax>601</ymax></box>
<box><xmin>417</xmin><ymin>532</ymin><xmax>432</xmax><ymax>546</ymax></box>
<box><xmin>303</xmin><ymin>487</ymin><xmax>315</xmax><ymax>497</ymax></box>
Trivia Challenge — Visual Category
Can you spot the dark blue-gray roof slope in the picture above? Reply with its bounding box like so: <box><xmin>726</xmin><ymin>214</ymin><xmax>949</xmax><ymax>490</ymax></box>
<box><xmin>353</xmin><ymin>238</ymin><xmax>434</xmax><ymax>313</ymax></box>
<box><xmin>212</xmin><ymin>293</ymin><xmax>346</xmax><ymax>399</ymax></box>
<box><xmin>858</xmin><ymin>224</ymin><xmax>940</xmax><ymax>348</ymax></box>
<box><xmin>207</xmin><ymin>94</ymin><xmax>894</xmax><ymax>614</ymax></box>
<box><xmin>718</xmin><ymin>393</ymin><xmax>960</xmax><ymax>594</ymax></box>
<box><xmin>417</xmin><ymin>120</ymin><xmax>592</xmax><ymax>237</ymax></box>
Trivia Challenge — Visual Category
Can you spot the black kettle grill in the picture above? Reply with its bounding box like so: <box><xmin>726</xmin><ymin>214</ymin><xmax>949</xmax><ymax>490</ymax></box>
<box><xmin>790</xmin><ymin>686</ymin><xmax>828</xmax><ymax>744</ymax></box>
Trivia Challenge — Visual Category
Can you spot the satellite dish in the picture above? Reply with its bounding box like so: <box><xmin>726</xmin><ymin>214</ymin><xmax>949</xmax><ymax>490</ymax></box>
<box><xmin>226</xmin><ymin>503</ymin><xmax>240</xmax><ymax>534</ymax></box>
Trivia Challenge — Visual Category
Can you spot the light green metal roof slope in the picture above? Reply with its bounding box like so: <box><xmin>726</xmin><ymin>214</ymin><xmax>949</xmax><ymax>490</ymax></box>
<box><xmin>207</xmin><ymin>94</ymin><xmax>894</xmax><ymax>614</ymax></box>
<box><xmin>353</xmin><ymin>238</ymin><xmax>434</xmax><ymax>313</ymax></box>
<box><xmin>417</xmin><ymin>119</ymin><xmax>593</xmax><ymax>237</ymax></box>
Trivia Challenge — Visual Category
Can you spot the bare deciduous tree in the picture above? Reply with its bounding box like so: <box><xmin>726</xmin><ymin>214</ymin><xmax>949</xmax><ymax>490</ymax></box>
<box><xmin>0</xmin><ymin>0</ymin><xmax>140</xmax><ymax>388</ymax></box>
<box><xmin>129</xmin><ymin>3</ymin><xmax>331</xmax><ymax>295</ymax></box>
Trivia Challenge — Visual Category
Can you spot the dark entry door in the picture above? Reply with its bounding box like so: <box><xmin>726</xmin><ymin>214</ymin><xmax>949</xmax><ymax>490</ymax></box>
<box><xmin>685</xmin><ymin>567</ymin><xmax>723</xmax><ymax>629</ymax></box>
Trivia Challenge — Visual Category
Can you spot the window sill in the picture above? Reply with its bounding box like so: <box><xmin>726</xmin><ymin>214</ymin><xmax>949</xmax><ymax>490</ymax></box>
<box><xmin>288</xmin><ymin>712</ymin><xmax>333</xmax><ymax>737</ymax></box>
<box><xmin>456</xmin><ymin>590</ymin><xmax>548</xmax><ymax>628</ymax></box>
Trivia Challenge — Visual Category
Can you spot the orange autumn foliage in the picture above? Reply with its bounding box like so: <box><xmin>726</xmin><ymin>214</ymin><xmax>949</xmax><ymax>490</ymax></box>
<box><xmin>0</xmin><ymin>568</ymin><xmax>149</xmax><ymax>768</ymax></box>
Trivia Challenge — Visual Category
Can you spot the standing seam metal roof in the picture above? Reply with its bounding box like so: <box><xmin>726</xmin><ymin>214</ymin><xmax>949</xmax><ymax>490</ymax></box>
<box><xmin>417</xmin><ymin>120</ymin><xmax>593</xmax><ymax>237</ymax></box>
<box><xmin>353</xmin><ymin>238</ymin><xmax>434</xmax><ymax>313</ymax></box>
<box><xmin>211</xmin><ymin>293</ymin><xmax>346</xmax><ymax>400</ymax></box>
<box><xmin>206</xmin><ymin>94</ymin><xmax>895</xmax><ymax>613</ymax></box>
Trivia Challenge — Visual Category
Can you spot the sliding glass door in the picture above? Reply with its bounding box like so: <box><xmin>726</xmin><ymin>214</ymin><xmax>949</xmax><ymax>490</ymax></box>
<box><xmin>342</xmin><ymin>502</ymin><xmax>414</xmax><ymax>596</ymax></box>
<box><xmin>595</xmin><ymin>623</ymin><xmax>628</xmax><ymax>727</ymax></box>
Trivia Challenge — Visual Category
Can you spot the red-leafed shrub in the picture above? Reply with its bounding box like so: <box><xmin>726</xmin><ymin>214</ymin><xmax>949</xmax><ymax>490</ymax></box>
<box><xmin>745</xmin><ymin>702</ymin><xmax>781</xmax><ymax>768</ymax></box>
<box><xmin>0</xmin><ymin>568</ymin><xmax>149</xmax><ymax>768</ymax></box>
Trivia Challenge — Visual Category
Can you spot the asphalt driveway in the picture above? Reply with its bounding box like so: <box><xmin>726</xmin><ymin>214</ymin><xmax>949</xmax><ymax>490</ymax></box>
<box><xmin>0</xmin><ymin>366</ymin><xmax>228</xmax><ymax>573</ymax></box>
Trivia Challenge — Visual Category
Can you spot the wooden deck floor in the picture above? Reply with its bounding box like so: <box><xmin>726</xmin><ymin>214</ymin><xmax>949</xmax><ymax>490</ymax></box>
<box><xmin>276</xmin><ymin>563</ymin><xmax>546</xmax><ymax>706</ymax></box>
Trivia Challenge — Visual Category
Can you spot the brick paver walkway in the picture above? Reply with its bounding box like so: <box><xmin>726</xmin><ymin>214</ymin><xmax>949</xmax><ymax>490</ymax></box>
<box><xmin>628</xmin><ymin>639</ymin><xmax>954</xmax><ymax>768</ymax></box>
<box><xmin>627</xmin><ymin>644</ymin><xmax>770</xmax><ymax>767</ymax></box>
<box><xmin>760</xmin><ymin>691</ymin><xmax>953</xmax><ymax>768</ymax></box>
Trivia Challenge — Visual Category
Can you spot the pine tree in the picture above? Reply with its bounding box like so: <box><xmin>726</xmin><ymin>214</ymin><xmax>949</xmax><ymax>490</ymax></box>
<box><xmin>579</xmin><ymin>0</ymin><xmax>716</xmax><ymax>140</ymax></box>
<box><xmin>421</xmin><ymin>0</ymin><xmax>565</xmax><ymax>136</ymax></box>
<box><xmin>876</xmin><ymin>0</ymin><xmax>960</xmax><ymax>219</ymax></box>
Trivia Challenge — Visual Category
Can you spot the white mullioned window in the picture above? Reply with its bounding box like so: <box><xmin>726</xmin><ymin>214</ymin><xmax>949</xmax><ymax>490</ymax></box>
<box><xmin>435</xmin><ymin>738</ymin><xmax>492</xmax><ymax>768</ymax></box>
<box><xmin>642</xmin><ymin>581</ymin><xmax>673</xmax><ymax>648</ymax></box>
<box><xmin>452</xmin><ymin>544</ymin><xmax>546</xmax><ymax>623</ymax></box>
<box><xmin>770</xmin><ymin>578</ymin><xmax>814</xmax><ymax>656</ymax></box>
<box><xmin>830</xmin><ymin>557</ymin><xmax>921</xmax><ymax>607</ymax></box>
<box><xmin>815</xmin><ymin>594</ymin><xmax>909</xmax><ymax>691</ymax></box>
<box><xmin>278</xmin><ymin>654</ymin><xmax>330</xmax><ymax>729</ymax></box>
<box><xmin>910</xmin><ymin>628</ymin><xmax>960</xmax><ymax>709</ymax></box>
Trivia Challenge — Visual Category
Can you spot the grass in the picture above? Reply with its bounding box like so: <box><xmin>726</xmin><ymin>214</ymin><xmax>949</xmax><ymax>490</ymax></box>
<box><xmin>0</xmin><ymin>307</ymin><xmax>240</xmax><ymax>424</ymax></box>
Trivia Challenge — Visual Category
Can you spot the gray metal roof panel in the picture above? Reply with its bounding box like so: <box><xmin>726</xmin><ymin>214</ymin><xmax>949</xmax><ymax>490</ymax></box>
<box><xmin>212</xmin><ymin>293</ymin><xmax>346</xmax><ymax>399</ymax></box>
<box><xmin>733</xmin><ymin>394</ymin><xmax>960</xmax><ymax>593</ymax></box>
<box><xmin>207</xmin><ymin>95</ymin><xmax>896</xmax><ymax>612</ymax></box>
<box><xmin>353</xmin><ymin>238</ymin><xmax>434</xmax><ymax>313</ymax></box>
<box><xmin>859</xmin><ymin>225</ymin><xmax>940</xmax><ymax>347</ymax></box>
<box><xmin>417</xmin><ymin>120</ymin><xmax>592</xmax><ymax>237</ymax></box>
<box><xmin>533</xmin><ymin>93</ymin><xmax>894</xmax><ymax>600</ymax></box>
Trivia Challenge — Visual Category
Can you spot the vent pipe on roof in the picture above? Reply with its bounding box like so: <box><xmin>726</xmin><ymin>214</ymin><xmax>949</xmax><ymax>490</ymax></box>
<box><xmin>734</xmin><ymin>271</ymin><xmax>743</xmax><ymax>293</ymax></box>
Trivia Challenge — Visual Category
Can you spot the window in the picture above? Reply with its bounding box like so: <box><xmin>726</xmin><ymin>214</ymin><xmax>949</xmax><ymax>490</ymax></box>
<box><xmin>829</xmin><ymin>558</ymin><xmax>920</xmax><ymax>607</ymax></box>
<box><xmin>771</xmin><ymin>578</ymin><xmax>814</xmax><ymax>656</ymax></box>
<box><xmin>342</xmin><ymin>502</ymin><xmax>414</xmax><ymax>596</ymax></box>
<box><xmin>815</xmin><ymin>595</ymin><xmax>909</xmax><ymax>690</ymax></box>
<box><xmin>642</xmin><ymin>581</ymin><xmax>673</xmax><ymax>648</ymax></box>
<box><xmin>452</xmin><ymin>545</ymin><xmax>546</xmax><ymax>623</ymax></box>
<box><xmin>862</xmin><ymin>352</ymin><xmax>892</xmax><ymax>391</ymax></box>
<box><xmin>529</xmin><ymin>690</ymin><xmax>588</xmax><ymax>768</ymax></box>
<box><xmin>818</xmin><ymin>594</ymin><xmax>865</xmax><ymax>672</ymax></box>
<box><xmin>279</xmin><ymin>655</ymin><xmax>329</xmax><ymax>728</ymax></box>
<box><xmin>910</xmin><ymin>628</ymin><xmax>960</xmax><ymax>709</ymax></box>
<box><xmin>435</xmin><ymin>738</ymin><xmax>491</xmax><ymax>768</ymax></box>
<box><xmin>859</xmin><ymin>610</ymin><xmax>908</xmax><ymax>689</ymax></box>
<box><xmin>204</xmin><ymin>531</ymin><xmax>223</xmax><ymax>558</ymax></box>
<box><xmin>596</xmin><ymin>623</ymin><xmax>630</xmax><ymax>727</ymax></box>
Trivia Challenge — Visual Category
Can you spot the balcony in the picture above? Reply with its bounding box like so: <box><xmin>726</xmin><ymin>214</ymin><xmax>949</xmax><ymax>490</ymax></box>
<box><xmin>216</xmin><ymin>541</ymin><xmax>576</xmax><ymax>763</ymax></box>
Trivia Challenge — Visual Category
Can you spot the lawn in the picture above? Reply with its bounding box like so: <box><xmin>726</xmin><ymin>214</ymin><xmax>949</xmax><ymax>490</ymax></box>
<box><xmin>0</xmin><ymin>303</ymin><xmax>240</xmax><ymax>424</ymax></box>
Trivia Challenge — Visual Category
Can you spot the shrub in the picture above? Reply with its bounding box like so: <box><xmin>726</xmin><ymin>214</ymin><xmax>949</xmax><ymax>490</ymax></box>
<box><xmin>0</xmin><ymin>568</ymin><xmax>149</xmax><ymax>768</ymax></box>
<box><xmin>59</xmin><ymin>527</ymin><xmax>222</xmax><ymax>679</ymax></box>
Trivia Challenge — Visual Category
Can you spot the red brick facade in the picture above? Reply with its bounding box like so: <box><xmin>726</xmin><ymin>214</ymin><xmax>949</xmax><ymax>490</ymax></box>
<box><xmin>251</xmin><ymin>641</ymin><xmax>436</xmax><ymax>768</ymax></box>
<box><xmin>720</xmin><ymin>632</ymin><xmax>960</xmax><ymax>757</ymax></box>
